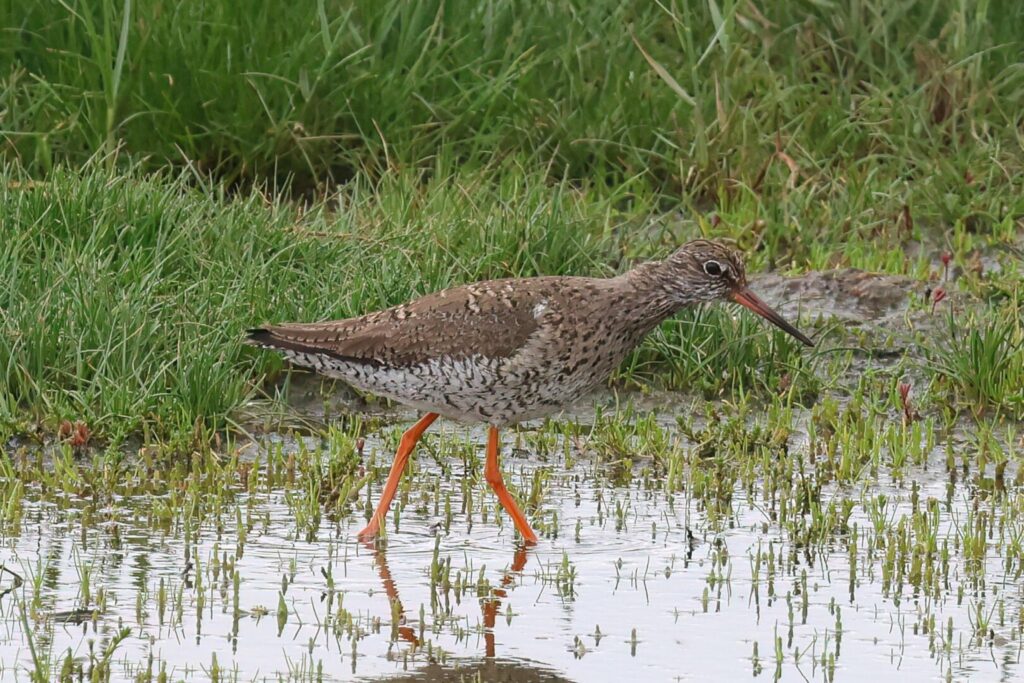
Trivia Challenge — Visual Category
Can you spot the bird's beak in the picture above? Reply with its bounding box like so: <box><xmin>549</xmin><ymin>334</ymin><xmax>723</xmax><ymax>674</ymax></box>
<box><xmin>731</xmin><ymin>287</ymin><xmax>814</xmax><ymax>347</ymax></box>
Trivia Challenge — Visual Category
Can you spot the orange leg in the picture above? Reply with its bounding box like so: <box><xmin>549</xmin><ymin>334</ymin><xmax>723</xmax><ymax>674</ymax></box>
<box><xmin>485</xmin><ymin>427</ymin><xmax>539</xmax><ymax>545</ymax></box>
<box><xmin>357</xmin><ymin>413</ymin><xmax>439</xmax><ymax>541</ymax></box>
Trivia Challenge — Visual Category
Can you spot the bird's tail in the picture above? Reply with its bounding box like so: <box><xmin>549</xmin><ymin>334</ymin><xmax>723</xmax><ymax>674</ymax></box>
<box><xmin>245</xmin><ymin>327</ymin><xmax>278</xmax><ymax>348</ymax></box>
<box><xmin>244</xmin><ymin>326</ymin><xmax>347</xmax><ymax>362</ymax></box>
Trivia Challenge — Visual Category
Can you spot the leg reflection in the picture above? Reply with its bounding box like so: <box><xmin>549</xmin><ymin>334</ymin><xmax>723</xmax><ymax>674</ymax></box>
<box><xmin>368</xmin><ymin>540</ymin><xmax>420</xmax><ymax>646</ymax></box>
<box><xmin>366</xmin><ymin>540</ymin><xmax>531</xmax><ymax>657</ymax></box>
<box><xmin>481</xmin><ymin>544</ymin><xmax>530</xmax><ymax>658</ymax></box>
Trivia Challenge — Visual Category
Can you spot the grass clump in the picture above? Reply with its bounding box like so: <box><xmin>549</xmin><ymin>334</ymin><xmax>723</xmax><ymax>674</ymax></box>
<box><xmin>928</xmin><ymin>303</ymin><xmax>1024</xmax><ymax>418</ymax></box>
<box><xmin>621</xmin><ymin>306</ymin><xmax>819</xmax><ymax>399</ymax></box>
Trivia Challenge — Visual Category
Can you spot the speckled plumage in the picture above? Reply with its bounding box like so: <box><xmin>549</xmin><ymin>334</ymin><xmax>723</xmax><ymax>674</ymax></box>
<box><xmin>247</xmin><ymin>240</ymin><xmax>809</xmax><ymax>426</ymax></box>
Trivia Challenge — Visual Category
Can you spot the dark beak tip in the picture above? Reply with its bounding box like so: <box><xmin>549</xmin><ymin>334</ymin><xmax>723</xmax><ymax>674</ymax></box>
<box><xmin>788</xmin><ymin>330</ymin><xmax>816</xmax><ymax>348</ymax></box>
<box><xmin>732</xmin><ymin>288</ymin><xmax>815</xmax><ymax>350</ymax></box>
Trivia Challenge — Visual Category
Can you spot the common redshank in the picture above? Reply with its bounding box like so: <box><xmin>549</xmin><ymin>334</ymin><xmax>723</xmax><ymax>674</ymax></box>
<box><xmin>248</xmin><ymin>239</ymin><xmax>813</xmax><ymax>544</ymax></box>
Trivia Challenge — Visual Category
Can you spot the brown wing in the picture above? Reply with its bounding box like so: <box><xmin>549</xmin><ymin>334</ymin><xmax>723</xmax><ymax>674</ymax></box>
<box><xmin>246</xmin><ymin>279</ymin><xmax>554</xmax><ymax>368</ymax></box>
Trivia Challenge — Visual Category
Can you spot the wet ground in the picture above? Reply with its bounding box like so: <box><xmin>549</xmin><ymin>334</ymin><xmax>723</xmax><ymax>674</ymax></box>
<box><xmin>2</xmin><ymin>267</ymin><xmax>1022</xmax><ymax>681</ymax></box>
<box><xmin>2</xmin><ymin>402</ymin><xmax>1023</xmax><ymax>682</ymax></box>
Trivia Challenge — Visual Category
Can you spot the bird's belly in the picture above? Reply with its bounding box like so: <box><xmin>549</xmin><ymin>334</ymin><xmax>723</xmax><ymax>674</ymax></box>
<box><xmin>453</xmin><ymin>355</ymin><xmax>619</xmax><ymax>425</ymax></box>
<box><xmin>323</xmin><ymin>355</ymin><xmax>512</xmax><ymax>422</ymax></box>
<box><xmin>281</xmin><ymin>351</ymin><xmax>619</xmax><ymax>426</ymax></box>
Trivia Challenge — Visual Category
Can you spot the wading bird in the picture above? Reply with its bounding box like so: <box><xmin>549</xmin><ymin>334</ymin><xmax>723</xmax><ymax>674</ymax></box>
<box><xmin>248</xmin><ymin>240</ymin><xmax>813</xmax><ymax>544</ymax></box>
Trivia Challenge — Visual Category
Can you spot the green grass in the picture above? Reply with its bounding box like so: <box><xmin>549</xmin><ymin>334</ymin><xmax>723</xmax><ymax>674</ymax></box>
<box><xmin>929</xmin><ymin>299</ymin><xmax>1024</xmax><ymax>417</ymax></box>
<box><xmin>2</xmin><ymin>0</ymin><xmax>1022</xmax><ymax>200</ymax></box>
<box><xmin>0</xmin><ymin>0</ymin><xmax>1023</xmax><ymax>443</ymax></box>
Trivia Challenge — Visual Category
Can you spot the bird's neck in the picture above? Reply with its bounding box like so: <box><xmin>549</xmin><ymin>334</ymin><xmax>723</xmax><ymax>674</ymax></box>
<box><xmin>614</xmin><ymin>259</ymin><xmax>695</xmax><ymax>331</ymax></box>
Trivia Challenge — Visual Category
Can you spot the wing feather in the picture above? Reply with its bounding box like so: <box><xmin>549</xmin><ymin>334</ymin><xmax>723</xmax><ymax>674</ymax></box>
<box><xmin>247</xmin><ymin>279</ymin><xmax>551</xmax><ymax>368</ymax></box>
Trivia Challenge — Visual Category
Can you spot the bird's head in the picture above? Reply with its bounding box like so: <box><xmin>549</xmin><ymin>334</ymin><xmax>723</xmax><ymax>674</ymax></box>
<box><xmin>665</xmin><ymin>240</ymin><xmax>814</xmax><ymax>347</ymax></box>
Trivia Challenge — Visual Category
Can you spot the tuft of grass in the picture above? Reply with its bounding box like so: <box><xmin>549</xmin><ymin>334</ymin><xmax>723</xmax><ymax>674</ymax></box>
<box><xmin>620</xmin><ymin>305</ymin><xmax>820</xmax><ymax>398</ymax></box>
<box><xmin>928</xmin><ymin>302</ymin><xmax>1024</xmax><ymax>418</ymax></box>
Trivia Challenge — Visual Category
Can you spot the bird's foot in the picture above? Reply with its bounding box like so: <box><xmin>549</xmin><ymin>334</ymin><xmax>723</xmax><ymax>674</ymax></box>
<box><xmin>519</xmin><ymin>527</ymin><xmax>539</xmax><ymax>546</ymax></box>
<box><xmin>356</xmin><ymin>523</ymin><xmax>380</xmax><ymax>545</ymax></box>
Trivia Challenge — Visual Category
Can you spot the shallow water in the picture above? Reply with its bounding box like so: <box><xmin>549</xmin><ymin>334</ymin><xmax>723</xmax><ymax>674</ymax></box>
<box><xmin>2</xmin><ymin>403</ymin><xmax>1022</xmax><ymax>682</ymax></box>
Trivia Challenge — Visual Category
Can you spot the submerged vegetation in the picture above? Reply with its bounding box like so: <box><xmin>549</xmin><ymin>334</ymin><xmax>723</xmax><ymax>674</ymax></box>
<box><xmin>0</xmin><ymin>0</ymin><xmax>1023</xmax><ymax>680</ymax></box>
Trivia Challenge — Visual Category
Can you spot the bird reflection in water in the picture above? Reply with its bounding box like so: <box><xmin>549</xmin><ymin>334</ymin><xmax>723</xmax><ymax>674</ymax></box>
<box><xmin>364</xmin><ymin>539</ymin><xmax>530</xmax><ymax>656</ymax></box>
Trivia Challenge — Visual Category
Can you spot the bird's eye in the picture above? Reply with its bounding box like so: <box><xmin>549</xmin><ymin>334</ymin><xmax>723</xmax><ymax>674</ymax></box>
<box><xmin>703</xmin><ymin>260</ymin><xmax>724</xmax><ymax>277</ymax></box>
